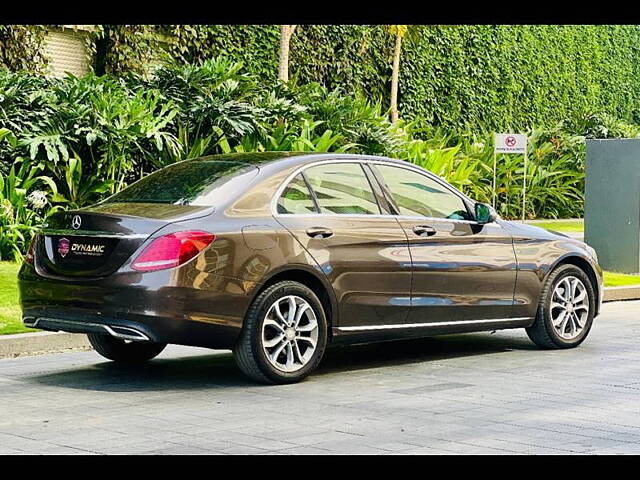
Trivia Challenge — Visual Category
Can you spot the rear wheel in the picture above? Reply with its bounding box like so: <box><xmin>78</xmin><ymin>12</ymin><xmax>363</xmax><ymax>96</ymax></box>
<box><xmin>526</xmin><ymin>264</ymin><xmax>595</xmax><ymax>349</ymax></box>
<box><xmin>87</xmin><ymin>333</ymin><xmax>166</xmax><ymax>363</ymax></box>
<box><xmin>234</xmin><ymin>280</ymin><xmax>328</xmax><ymax>384</ymax></box>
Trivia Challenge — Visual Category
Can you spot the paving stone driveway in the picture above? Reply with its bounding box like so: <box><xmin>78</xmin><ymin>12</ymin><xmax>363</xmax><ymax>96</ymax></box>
<box><xmin>1</xmin><ymin>300</ymin><xmax>640</xmax><ymax>455</ymax></box>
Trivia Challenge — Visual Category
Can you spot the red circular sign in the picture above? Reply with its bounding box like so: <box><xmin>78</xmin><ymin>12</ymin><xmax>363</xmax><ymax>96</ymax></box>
<box><xmin>505</xmin><ymin>135</ymin><xmax>517</xmax><ymax>147</ymax></box>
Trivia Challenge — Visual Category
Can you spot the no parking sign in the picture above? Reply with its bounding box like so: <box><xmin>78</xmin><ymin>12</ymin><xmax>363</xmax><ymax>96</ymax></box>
<box><xmin>493</xmin><ymin>133</ymin><xmax>528</xmax><ymax>220</ymax></box>
<box><xmin>494</xmin><ymin>133</ymin><xmax>527</xmax><ymax>154</ymax></box>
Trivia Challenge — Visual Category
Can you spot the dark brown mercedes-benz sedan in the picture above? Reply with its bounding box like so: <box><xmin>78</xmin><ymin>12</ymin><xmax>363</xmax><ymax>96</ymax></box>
<box><xmin>19</xmin><ymin>152</ymin><xmax>603</xmax><ymax>383</ymax></box>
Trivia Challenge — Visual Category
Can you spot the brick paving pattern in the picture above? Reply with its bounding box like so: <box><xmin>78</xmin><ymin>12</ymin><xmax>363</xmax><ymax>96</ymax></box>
<box><xmin>1</xmin><ymin>300</ymin><xmax>639</xmax><ymax>455</ymax></box>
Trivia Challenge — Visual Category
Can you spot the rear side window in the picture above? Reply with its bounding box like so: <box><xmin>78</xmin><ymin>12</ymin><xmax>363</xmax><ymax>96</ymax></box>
<box><xmin>104</xmin><ymin>160</ymin><xmax>257</xmax><ymax>206</ymax></box>
<box><xmin>304</xmin><ymin>163</ymin><xmax>380</xmax><ymax>215</ymax></box>
<box><xmin>277</xmin><ymin>174</ymin><xmax>318</xmax><ymax>214</ymax></box>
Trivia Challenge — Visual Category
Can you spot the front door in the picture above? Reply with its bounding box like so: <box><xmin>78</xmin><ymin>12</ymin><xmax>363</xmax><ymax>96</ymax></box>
<box><xmin>274</xmin><ymin>161</ymin><xmax>412</xmax><ymax>328</ymax></box>
<box><xmin>371</xmin><ymin>163</ymin><xmax>518</xmax><ymax>324</ymax></box>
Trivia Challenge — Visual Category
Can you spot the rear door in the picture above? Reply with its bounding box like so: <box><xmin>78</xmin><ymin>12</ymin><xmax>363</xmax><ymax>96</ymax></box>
<box><xmin>371</xmin><ymin>163</ymin><xmax>518</xmax><ymax>324</ymax></box>
<box><xmin>274</xmin><ymin>161</ymin><xmax>412</xmax><ymax>328</ymax></box>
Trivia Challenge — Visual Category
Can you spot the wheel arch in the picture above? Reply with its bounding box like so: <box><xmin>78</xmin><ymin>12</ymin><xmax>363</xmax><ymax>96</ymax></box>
<box><xmin>251</xmin><ymin>266</ymin><xmax>338</xmax><ymax>334</ymax></box>
<box><xmin>549</xmin><ymin>254</ymin><xmax>601</xmax><ymax>315</ymax></box>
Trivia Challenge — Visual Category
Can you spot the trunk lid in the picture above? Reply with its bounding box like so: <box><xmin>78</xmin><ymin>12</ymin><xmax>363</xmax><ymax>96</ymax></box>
<box><xmin>36</xmin><ymin>202</ymin><xmax>213</xmax><ymax>278</ymax></box>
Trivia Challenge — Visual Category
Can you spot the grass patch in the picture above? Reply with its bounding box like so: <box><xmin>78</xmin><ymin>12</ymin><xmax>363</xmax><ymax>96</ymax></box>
<box><xmin>528</xmin><ymin>220</ymin><xmax>584</xmax><ymax>233</ymax></box>
<box><xmin>0</xmin><ymin>262</ymin><xmax>32</xmax><ymax>335</ymax></box>
<box><xmin>603</xmin><ymin>271</ymin><xmax>640</xmax><ymax>287</ymax></box>
<box><xmin>527</xmin><ymin>221</ymin><xmax>640</xmax><ymax>286</ymax></box>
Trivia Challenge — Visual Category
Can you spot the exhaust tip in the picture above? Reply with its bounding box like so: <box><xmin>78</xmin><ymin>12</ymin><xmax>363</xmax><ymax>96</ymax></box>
<box><xmin>105</xmin><ymin>325</ymin><xmax>150</xmax><ymax>342</ymax></box>
<box><xmin>23</xmin><ymin>317</ymin><xmax>150</xmax><ymax>342</ymax></box>
<box><xmin>23</xmin><ymin>317</ymin><xmax>38</xmax><ymax>327</ymax></box>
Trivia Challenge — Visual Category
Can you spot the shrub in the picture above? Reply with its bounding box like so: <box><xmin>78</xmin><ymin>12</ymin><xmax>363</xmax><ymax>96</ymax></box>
<box><xmin>0</xmin><ymin>59</ymin><xmax>630</xmax><ymax>257</ymax></box>
<box><xmin>0</xmin><ymin>156</ymin><xmax>60</xmax><ymax>261</ymax></box>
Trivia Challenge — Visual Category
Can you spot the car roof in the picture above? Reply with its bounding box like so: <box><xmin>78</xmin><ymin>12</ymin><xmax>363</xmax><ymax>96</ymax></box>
<box><xmin>191</xmin><ymin>152</ymin><xmax>411</xmax><ymax>170</ymax></box>
<box><xmin>185</xmin><ymin>152</ymin><xmax>476</xmax><ymax>214</ymax></box>
<box><xmin>191</xmin><ymin>151</ymin><xmax>465</xmax><ymax>199</ymax></box>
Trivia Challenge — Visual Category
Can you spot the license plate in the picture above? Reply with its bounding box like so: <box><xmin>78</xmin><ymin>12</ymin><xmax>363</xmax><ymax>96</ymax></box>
<box><xmin>57</xmin><ymin>237</ymin><xmax>107</xmax><ymax>258</ymax></box>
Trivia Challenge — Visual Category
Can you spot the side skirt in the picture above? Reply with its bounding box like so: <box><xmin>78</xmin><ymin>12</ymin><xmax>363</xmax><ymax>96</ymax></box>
<box><xmin>331</xmin><ymin>317</ymin><xmax>534</xmax><ymax>345</ymax></box>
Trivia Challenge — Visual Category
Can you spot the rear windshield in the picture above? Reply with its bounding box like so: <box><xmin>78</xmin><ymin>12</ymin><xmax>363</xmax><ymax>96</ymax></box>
<box><xmin>103</xmin><ymin>160</ymin><xmax>258</xmax><ymax>206</ymax></box>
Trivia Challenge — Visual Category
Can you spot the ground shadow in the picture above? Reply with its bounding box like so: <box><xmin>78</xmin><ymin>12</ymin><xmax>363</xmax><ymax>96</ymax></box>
<box><xmin>29</xmin><ymin>351</ymin><xmax>250</xmax><ymax>392</ymax></box>
<box><xmin>26</xmin><ymin>330</ymin><xmax>536</xmax><ymax>392</ymax></box>
<box><xmin>317</xmin><ymin>331</ymin><xmax>535</xmax><ymax>376</ymax></box>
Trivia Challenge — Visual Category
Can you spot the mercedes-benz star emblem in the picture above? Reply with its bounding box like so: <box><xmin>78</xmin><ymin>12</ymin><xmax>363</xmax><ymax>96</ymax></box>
<box><xmin>71</xmin><ymin>215</ymin><xmax>82</xmax><ymax>230</ymax></box>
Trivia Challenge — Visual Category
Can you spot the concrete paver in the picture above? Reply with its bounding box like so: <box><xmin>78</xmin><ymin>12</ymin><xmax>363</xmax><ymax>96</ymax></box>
<box><xmin>1</xmin><ymin>300</ymin><xmax>639</xmax><ymax>454</ymax></box>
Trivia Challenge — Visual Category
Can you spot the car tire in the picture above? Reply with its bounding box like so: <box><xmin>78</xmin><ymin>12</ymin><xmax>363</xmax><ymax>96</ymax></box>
<box><xmin>525</xmin><ymin>264</ymin><xmax>596</xmax><ymax>349</ymax></box>
<box><xmin>234</xmin><ymin>280</ymin><xmax>328</xmax><ymax>384</ymax></box>
<box><xmin>87</xmin><ymin>333</ymin><xmax>166</xmax><ymax>363</ymax></box>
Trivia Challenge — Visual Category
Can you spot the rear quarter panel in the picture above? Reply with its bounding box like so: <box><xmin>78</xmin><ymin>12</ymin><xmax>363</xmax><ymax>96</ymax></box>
<box><xmin>163</xmin><ymin>211</ymin><xmax>330</xmax><ymax>333</ymax></box>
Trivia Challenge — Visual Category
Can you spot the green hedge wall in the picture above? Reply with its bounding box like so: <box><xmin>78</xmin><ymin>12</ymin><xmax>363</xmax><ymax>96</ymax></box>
<box><xmin>0</xmin><ymin>25</ymin><xmax>48</xmax><ymax>73</ymax></box>
<box><xmin>398</xmin><ymin>25</ymin><xmax>640</xmax><ymax>132</ymax></box>
<box><xmin>161</xmin><ymin>25</ymin><xmax>640</xmax><ymax>132</ymax></box>
<box><xmin>6</xmin><ymin>25</ymin><xmax>640</xmax><ymax>132</ymax></box>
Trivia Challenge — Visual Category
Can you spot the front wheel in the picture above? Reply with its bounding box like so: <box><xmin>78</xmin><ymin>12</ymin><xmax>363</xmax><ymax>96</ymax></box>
<box><xmin>87</xmin><ymin>333</ymin><xmax>166</xmax><ymax>363</ymax></box>
<box><xmin>526</xmin><ymin>264</ymin><xmax>595</xmax><ymax>349</ymax></box>
<box><xmin>234</xmin><ymin>280</ymin><xmax>328</xmax><ymax>384</ymax></box>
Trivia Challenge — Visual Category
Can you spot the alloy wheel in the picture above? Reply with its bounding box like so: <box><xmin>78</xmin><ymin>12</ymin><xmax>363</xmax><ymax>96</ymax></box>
<box><xmin>550</xmin><ymin>275</ymin><xmax>590</xmax><ymax>340</ymax></box>
<box><xmin>261</xmin><ymin>295</ymin><xmax>319</xmax><ymax>373</ymax></box>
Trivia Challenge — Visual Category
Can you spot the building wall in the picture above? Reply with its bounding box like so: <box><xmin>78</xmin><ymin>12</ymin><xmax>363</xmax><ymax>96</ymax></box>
<box><xmin>42</xmin><ymin>26</ymin><xmax>93</xmax><ymax>78</ymax></box>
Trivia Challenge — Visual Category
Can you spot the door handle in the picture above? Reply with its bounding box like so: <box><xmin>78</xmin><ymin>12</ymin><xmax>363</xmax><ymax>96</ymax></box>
<box><xmin>306</xmin><ymin>227</ymin><xmax>334</xmax><ymax>239</ymax></box>
<box><xmin>412</xmin><ymin>225</ymin><xmax>437</xmax><ymax>237</ymax></box>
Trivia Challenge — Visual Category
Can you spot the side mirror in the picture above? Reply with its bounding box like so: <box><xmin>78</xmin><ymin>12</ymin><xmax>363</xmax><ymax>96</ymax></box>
<box><xmin>474</xmin><ymin>202</ymin><xmax>498</xmax><ymax>224</ymax></box>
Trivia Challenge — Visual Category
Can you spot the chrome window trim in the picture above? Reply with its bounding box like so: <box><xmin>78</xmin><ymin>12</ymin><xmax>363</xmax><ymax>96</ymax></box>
<box><xmin>269</xmin><ymin>212</ymin><xmax>486</xmax><ymax>226</ymax></box>
<box><xmin>39</xmin><ymin>228</ymin><xmax>148</xmax><ymax>239</ymax></box>
<box><xmin>271</xmin><ymin>158</ymin><xmax>486</xmax><ymax>224</ymax></box>
<box><xmin>336</xmin><ymin>317</ymin><xmax>533</xmax><ymax>332</ymax></box>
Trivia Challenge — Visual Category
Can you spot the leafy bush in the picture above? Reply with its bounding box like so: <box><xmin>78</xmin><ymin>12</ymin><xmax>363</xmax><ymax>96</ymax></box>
<box><xmin>0</xmin><ymin>26</ymin><xmax>48</xmax><ymax>73</ymax></box>
<box><xmin>289</xmin><ymin>83</ymin><xmax>403</xmax><ymax>155</ymax></box>
<box><xmin>553</xmin><ymin>111</ymin><xmax>640</xmax><ymax>139</ymax></box>
<box><xmin>84</xmin><ymin>25</ymin><xmax>640</xmax><ymax>133</ymax></box>
<box><xmin>0</xmin><ymin>59</ymin><xmax>632</xmax><ymax>258</ymax></box>
<box><xmin>0</xmin><ymin>156</ymin><xmax>60</xmax><ymax>261</ymax></box>
<box><xmin>6</xmin><ymin>25</ymin><xmax>640</xmax><ymax>134</ymax></box>
<box><xmin>395</xmin><ymin>124</ymin><xmax>587</xmax><ymax>220</ymax></box>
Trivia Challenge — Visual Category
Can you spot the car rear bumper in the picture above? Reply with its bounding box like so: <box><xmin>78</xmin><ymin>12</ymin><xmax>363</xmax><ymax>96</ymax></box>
<box><xmin>24</xmin><ymin>316</ymin><xmax>152</xmax><ymax>341</ymax></box>
<box><xmin>18</xmin><ymin>263</ymin><xmax>258</xmax><ymax>349</ymax></box>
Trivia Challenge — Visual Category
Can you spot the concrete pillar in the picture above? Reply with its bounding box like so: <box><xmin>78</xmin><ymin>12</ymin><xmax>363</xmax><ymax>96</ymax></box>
<box><xmin>585</xmin><ymin>139</ymin><xmax>640</xmax><ymax>273</ymax></box>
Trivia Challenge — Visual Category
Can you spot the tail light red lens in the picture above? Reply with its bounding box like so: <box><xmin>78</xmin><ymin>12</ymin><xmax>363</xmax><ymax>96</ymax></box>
<box><xmin>24</xmin><ymin>235</ymin><xmax>37</xmax><ymax>264</ymax></box>
<box><xmin>131</xmin><ymin>231</ymin><xmax>215</xmax><ymax>272</ymax></box>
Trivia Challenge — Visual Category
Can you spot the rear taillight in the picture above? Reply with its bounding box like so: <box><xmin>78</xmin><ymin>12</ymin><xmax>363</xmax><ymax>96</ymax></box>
<box><xmin>131</xmin><ymin>231</ymin><xmax>215</xmax><ymax>272</ymax></box>
<box><xmin>24</xmin><ymin>235</ymin><xmax>37</xmax><ymax>264</ymax></box>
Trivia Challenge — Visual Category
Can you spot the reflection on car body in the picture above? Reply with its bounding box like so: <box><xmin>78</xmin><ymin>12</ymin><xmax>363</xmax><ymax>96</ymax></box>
<box><xmin>19</xmin><ymin>152</ymin><xmax>602</xmax><ymax>384</ymax></box>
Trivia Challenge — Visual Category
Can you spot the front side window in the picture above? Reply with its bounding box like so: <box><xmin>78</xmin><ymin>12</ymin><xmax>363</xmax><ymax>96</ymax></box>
<box><xmin>375</xmin><ymin>165</ymin><xmax>471</xmax><ymax>220</ymax></box>
<box><xmin>304</xmin><ymin>163</ymin><xmax>380</xmax><ymax>215</ymax></box>
<box><xmin>277</xmin><ymin>174</ymin><xmax>318</xmax><ymax>214</ymax></box>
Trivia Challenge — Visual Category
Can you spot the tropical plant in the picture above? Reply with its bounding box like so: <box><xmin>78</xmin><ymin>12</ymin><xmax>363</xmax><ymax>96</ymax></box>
<box><xmin>290</xmin><ymin>83</ymin><xmax>403</xmax><ymax>155</ymax></box>
<box><xmin>0</xmin><ymin>158</ymin><xmax>59</xmax><ymax>261</ymax></box>
<box><xmin>0</xmin><ymin>59</ymin><xmax>627</xmax><ymax>258</ymax></box>
<box><xmin>50</xmin><ymin>155</ymin><xmax>114</xmax><ymax>210</ymax></box>
<box><xmin>218</xmin><ymin>119</ymin><xmax>356</xmax><ymax>154</ymax></box>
